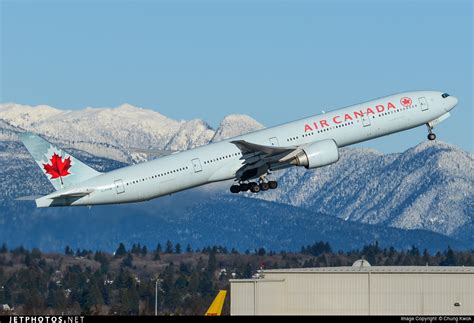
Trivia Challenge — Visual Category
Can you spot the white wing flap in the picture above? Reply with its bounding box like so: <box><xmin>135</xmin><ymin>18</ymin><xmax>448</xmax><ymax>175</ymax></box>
<box><xmin>230</xmin><ymin>140</ymin><xmax>296</xmax><ymax>156</ymax></box>
<box><xmin>230</xmin><ymin>140</ymin><xmax>302</xmax><ymax>180</ymax></box>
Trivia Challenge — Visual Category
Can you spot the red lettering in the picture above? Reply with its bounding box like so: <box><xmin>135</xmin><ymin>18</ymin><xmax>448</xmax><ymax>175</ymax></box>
<box><xmin>304</xmin><ymin>124</ymin><xmax>313</xmax><ymax>132</ymax></box>
<box><xmin>366</xmin><ymin>108</ymin><xmax>375</xmax><ymax>115</ymax></box>
<box><xmin>320</xmin><ymin>119</ymin><xmax>329</xmax><ymax>128</ymax></box>
<box><xmin>354</xmin><ymin>110</ymin><xmax>364</xmax><ymax>119</ymax></box>
<box><xmin>387</xmin><ymin>102</ymin><xmax>396</xmax><ymax>110</ymax></box>
<box><xmin>313</xmin><ymin>122</ymin><xmax>319</xmax><ymax>130</ymax></box>
<box><xmin>376</xmin><ymin>105</ymin><xmax>385</xmax><ymax>113</ymax></box>
<box><xmin>333</xmin><ymin>115</ymin><xmax>342</xmax><ymax>124</ymax></box>
<box><xmin>344</xmin><ymin>114</ymin><xmax>353</xmax><ymax>121</ymax></box>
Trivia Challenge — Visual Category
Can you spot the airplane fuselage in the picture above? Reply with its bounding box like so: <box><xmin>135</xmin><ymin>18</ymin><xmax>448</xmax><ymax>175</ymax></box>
<box><xmin>35</xmin><ymin>91</ymin><xmax>458</xmax><ymax>207</ymax></box>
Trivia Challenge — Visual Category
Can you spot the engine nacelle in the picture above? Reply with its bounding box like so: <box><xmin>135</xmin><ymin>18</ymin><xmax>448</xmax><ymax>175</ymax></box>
<box><xmin>293</xmin><ymin>139</ymin><xmax>339</xmax><ymax>169</ymax></box>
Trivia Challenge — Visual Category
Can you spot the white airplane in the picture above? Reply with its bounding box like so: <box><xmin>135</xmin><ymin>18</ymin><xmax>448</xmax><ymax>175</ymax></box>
<box><xmin>19</xmin><ymin>91</ymin><xmax>457</xmax><ymax>208</ymax></box>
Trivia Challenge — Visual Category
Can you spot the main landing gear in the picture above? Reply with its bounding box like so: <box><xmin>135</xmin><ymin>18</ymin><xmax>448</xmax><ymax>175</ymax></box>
<box><xmin>426</xmin><ymin>123</ymin><xmax>436</xmax><ymax>141</ymax></box>
<box><xmin>230</xmin><ymin>176</ymin><xmax>278</xmax><ymax>194</ymax></box>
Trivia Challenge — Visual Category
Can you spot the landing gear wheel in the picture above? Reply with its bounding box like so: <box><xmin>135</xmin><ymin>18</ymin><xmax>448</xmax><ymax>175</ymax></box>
<box><xmin>259</xmin><ymin>182</ymin><xmax>269</xmax><ymax>191</ymax></box>
<box><xmin>426</xmin><ymin>123</ymin><xmax>436</xmax><ymax>141</ymax></box>
<box><xmin>230</xmin><ymin>185</ymin><xmax>240</xmax><ymax>193</ymax></box>
<box><xmin>250</xmin><ymin>182</ymin><xmax>261</xmax><ymax>193</ymax></box>
<box><xmin>239</xmin><ymin>183</ymin><xmax>249</xmax><ymax>192</ymax></box>
<box><xmin>268</xmin><ymin>181</ymin><xmax>278</xmax><ymax>189</ymax></box>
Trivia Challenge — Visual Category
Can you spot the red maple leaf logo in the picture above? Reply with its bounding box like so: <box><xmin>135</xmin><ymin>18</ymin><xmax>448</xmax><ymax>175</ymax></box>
<box><xmin>43</xmin><ymin>153</ymin><xmax>72</xmax><ymax>183</ymax></box>
<box><xmin>400</xmin><ymin>97</ymin><xmax>412</xmax><ymax>107</ymax></box>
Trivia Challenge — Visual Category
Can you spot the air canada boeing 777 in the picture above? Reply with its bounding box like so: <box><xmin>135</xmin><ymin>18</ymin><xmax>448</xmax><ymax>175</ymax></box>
<box><xmin>19</xmin><ymin>91</ymin><xmax>458</xmax><ymax>208</ymax></box>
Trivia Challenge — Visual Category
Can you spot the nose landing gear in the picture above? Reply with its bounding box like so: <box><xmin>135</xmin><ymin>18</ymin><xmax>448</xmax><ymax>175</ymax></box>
<box><xmin>426</xmin><ymin>123</ymin><xmax>436</xmax><ymax>141</ymax></box>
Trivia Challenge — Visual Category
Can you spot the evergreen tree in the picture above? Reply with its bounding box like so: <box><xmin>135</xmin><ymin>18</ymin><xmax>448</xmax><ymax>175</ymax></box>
<box><xmin>243</xmin><ymin>262</ymin><xmax>252</xmax><ymax>278</ymax></box>
<box><xmin>127</xmin><ymin>284</ymin><xmax>140</xmax><ymax>315</ymax></box>
<box><xmin>122</xmin><ymin>253</ymin><xmax>134</xmax><ymax>268</ymax></box>
<box><xmin>155</xmin><ymin>243</ymin><xmax>162</xmax><ymax>253</ymax></box>
<box><xmin>25</xmin><ymin>288</ymin><xmax>45</xmax><ymax>314</ymax></box>
<box><xmin>64</xmin><ymin>246</ymin><xmax>74</xmax><ymax>256</ymax></box>
<box><xmin>441</xmin><ymin>247</ymin><xmax>457</xmax><ymax>266</ymax></box>
<box><xmin>179</xmin><ymin>262</ymin><xmax>190</xmax><ymax>275</ymax></box>
<box><xmin>24</xmin><ymin>253</ymin><xmax>32</xmax><ymax>266</ymax></box>
<box><xmin>161</xmin><ymin>263</ymin><xmax>178</xmax><ymax>310</ymax></box>
<box><xmin>175</xmin><ymin>274</ymin><xmax>188</xmax><ymax>290</ymax></box>
<box><xmin>188</xmin><ymin>272</ymin><xmax>200</xmax><ymax>293</ymax></box>
<box><xmin>165</xmin><ymin>240</ymin><xmax>173</xmax><ymax>254</ymax></box>
<box><xmin>31</xmin><ymin>248</ymin><xmax>42</xmax><ymax>259</ymax></box>
<box><xmin>46</xmin><ymin>282</ymin><xmax>58</xmax><ymax>308</ymax></box>
<box><xmin>141</xmin><ymin>245</ymin><xmax>148</xmax><ymax>256</ymax></box>
<box><xmin>186</xmin><ymin>244</ymin><xmax>192</xmax><ymax>253</ymax></box>
<box><xmin>198</xmin><ymin>271</ymin><xmax>214</xmax><ymax>297</ymax></box>
<box><xmin>0</xmin><ymin>243</ymin><xmax>7</xmax><ymax>253</ymax></box>
<box><xmin>115</xmin><ymin>243</ymin><xmax>127</xmax><ymax>258</ymax></box>
<box><xmin>83</xmin><ymin>278</ymin><xmax>104</xmax><ymax>313</ymax></box>
<box><xmin>12</xmin><ymin>245</ymin><xmax>26</xmax><ymax>256</ymax></box>
<box><xmin>207</xmin><ymin>248</ymin><xmax>217</xmax><ymax>275</ymax></box>
<box><xmin>175</xmin><ymin>243</ymin><xmax>182</xmax><ymax>254</ymax></box>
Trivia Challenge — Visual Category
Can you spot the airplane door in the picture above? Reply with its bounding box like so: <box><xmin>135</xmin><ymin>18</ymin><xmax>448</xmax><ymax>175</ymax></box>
<box><xmin>269</xmin><ymin>137</ymin><xmax>279</xmax><ymax>146</ymax></box>
<box><xmin>114</xmin><ymin>179</ymin><xmax>125</xmax><ymax>194</ymax></box>
<box><xmin>362</xmin><ymin>114</ymin><xmax>371</xmax><ymax>127</ymax></box>
<box><xmin>191</xmin><ymin>158</ymin><xmax>202</xmax><ymax>173</ymax></box>
<box><xmin>419</xmin><ymin>97</ymin><xmax>429</xmax><ymax>111</ymax></box>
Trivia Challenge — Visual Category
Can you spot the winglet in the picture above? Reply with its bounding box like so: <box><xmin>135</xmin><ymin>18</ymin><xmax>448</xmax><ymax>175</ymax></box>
<box><xmin>205</xmin><ymin>290</ymin><xmax>227</xmax><ymax>316</ymax></box>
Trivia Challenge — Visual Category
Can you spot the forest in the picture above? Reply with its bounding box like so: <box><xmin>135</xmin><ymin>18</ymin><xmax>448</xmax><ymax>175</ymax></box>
<box><xmin>0</xmin><ymin>241</ymin><xmax>472</xmax><ymax>315</ymax></box>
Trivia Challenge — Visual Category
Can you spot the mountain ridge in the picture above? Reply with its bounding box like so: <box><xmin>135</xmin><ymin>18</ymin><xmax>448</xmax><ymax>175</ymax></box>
<box><xmin>0</xmin><ymin>102</ymin><xmax>264</xmax><ymax>162</ymax></box>
<box><xmin>0</xmin><ymin>102</ymin><xmax>472</xmax><ymax>252</ymax></box>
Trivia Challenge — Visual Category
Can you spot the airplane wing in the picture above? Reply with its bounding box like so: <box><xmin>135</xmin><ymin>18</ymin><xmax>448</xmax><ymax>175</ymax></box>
<box><xmin>231</xmin><ymin>140</ymin><xmax>296</xmax><ymax>156</ymax></box>
<box><xmin>230</xmin><ymin>140</ymin><xmax>302</xmax><ymax>181</ymax></box>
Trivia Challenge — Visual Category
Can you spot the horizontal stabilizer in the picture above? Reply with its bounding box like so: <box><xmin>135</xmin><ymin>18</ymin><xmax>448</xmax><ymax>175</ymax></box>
<box><xmin>15</xmin><ymin>195</ymin><xmax>45</xmax><ymax>201</ymax></box>
<box><xmin>34</xmin><ymin>189</ymin><xmax>94</xmax><ymax>208</ymax></box>
<box><xmin>47</xmin><ymin>189</ymin><xmax>94</xmax><ymax>199</ymax></box>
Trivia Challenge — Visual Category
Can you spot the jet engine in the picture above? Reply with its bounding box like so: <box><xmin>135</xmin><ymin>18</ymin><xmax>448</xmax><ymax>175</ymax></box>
<box><xmin>292</xmin><ymin>139</ymin><xmax>339</xmax><ymax>169</ymax></box>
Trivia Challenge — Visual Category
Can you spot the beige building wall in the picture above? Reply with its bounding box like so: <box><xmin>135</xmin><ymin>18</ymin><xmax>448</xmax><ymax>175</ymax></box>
<box><xmin>230</xmin><ymin>267</ymin><xmax>474</xmax><ymax>315</ymax></box>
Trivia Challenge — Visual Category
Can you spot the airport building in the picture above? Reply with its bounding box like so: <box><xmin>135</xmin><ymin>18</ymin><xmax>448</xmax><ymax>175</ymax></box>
<box><xmin>230</xmin><ymin>262</ymin><xmax>474</xmax><ymax>315</ymax></box>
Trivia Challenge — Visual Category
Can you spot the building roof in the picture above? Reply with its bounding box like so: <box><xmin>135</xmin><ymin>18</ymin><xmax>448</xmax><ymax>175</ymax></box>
<box><xmin>260</xmin><ymin>266</ymin><xmax>474</xmax><ymax>274</ymax></box>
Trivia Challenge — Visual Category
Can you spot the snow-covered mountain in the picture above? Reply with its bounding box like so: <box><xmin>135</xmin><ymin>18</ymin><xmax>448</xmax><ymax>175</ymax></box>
<box><xmin>250</xmin><ymin>141</ymin><xmax>473</xmax><ymax>238</ymax></box>
<box><xmin>0</xmin><ymin>103</ymin><xmax>264</xmax><ymax>162</ymax></box>
<box><xmin>211</xmin><ymin>114</ymin><xmax>265</xmax><ymax>142</ymax></box>
<box><xmin>0</xmin><ymin>102</ymin><xmax>472</xmax><ymax>251</ymax></box>
<box><xmin>165</xmin><ymin>119</ymin><xmax>215</xmax><ymax>151</ymax></box>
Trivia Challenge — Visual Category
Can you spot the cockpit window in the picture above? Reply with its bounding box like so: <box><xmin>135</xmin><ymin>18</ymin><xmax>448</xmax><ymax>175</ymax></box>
<box><xmin>442</xmin><ymin>93</ymin><xmax>450</xmax><ymax>98</ymax></box>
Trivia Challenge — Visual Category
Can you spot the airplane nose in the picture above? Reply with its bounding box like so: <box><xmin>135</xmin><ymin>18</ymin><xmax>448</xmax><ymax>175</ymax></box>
<box><xmin>451</xmin><ymin>96</ymin><xmax>458</xmax><ymax>106</ymax></box>
<box><xmin>444</xmin><ymin>96</ymin><xmax>458</xmax><ymax>112</ymax></box>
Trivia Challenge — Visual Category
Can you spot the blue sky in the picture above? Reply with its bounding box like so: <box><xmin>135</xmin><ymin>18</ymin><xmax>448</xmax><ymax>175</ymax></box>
<box><xmin>1</xmin><ymin>0</ymin><xmax>472</xmax><ymax>153</ymax></box>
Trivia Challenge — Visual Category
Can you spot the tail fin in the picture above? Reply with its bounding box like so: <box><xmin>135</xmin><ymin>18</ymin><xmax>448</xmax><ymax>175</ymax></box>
<box><xmin>19</xmin><ymin>132</ymin><xmax>101</xmax><ymax>190</ymax></box>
